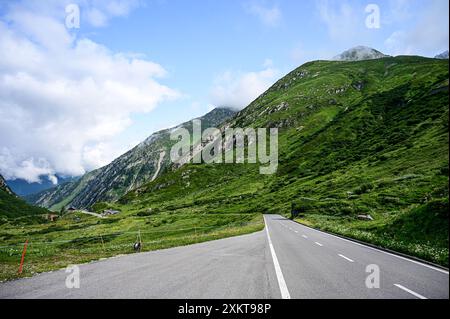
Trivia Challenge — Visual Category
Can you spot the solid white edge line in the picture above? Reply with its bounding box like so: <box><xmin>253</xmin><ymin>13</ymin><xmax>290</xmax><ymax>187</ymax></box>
<box><xmin>283</xmin><ymin>217</ymin><xmax>449</xmax><ymax>275</ymax></box>
<box><xmin>338</xmin><ymin>254</ymin><xmax>354</xmax><ymax>262</ymax></box>
<box><xmin>264</xmin><ymin>216</ymin><xmax>291</xmax><ymax>299</ymax></box>
<box><xmin>394</xmin><ymin>284</ymin><xmax>427</xmax><ymax>299</ymax></box>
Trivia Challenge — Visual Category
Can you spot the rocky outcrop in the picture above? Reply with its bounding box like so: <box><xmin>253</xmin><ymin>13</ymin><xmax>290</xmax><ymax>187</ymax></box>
<box><xmin>333</xmin><ymin>46</ymin><xmax>389</xmax><ymax>61</ymax></box>
<box><xmin>0</xmin><ymin>174</ymin><xmax>14</xmax><ymax>195</ymax></box>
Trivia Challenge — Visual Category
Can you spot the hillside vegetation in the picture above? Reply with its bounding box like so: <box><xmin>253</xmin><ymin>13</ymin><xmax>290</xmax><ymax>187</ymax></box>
<box><xmin>122</xmin><ymin>56</ymin><xmax>449</xmax><ymax>265</ymax></box>
<box><xmin>0</xmin><ymin>56</ymin><xmax>448</xmax><ymax>281</ymax></box>
<box><xmin>0</xmin><ymin>175</ymin><xmax>49</xmax><ymax>222</ymax></box>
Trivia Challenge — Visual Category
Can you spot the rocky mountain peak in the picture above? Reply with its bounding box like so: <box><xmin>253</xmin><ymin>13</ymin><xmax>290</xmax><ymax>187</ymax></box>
<box><xmin>333</xmin><ymin>46</ymin><xmax>389</xmax><ymax>61</ymax></box>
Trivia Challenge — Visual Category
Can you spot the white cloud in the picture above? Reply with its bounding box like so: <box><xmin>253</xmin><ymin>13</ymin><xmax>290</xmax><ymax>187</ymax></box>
<box><xmin>316</xmin><ymin>0</ymin><xmax>363</xmax><ymax>43</ymax></box>
<box><xmin>316</xmin><ymin>0</ymin><xmax>387</xmax><ymax>51</ymax></box>
<box><xmin>0</xmin><ymin>1</ymin><xmax>180</xmax><ymax>183</ymax></box>
<box><xmin>385</xmin><ymin>0</ymin><xmax>449</xmax><ymax>56</ymax></box>
<box><xmin>86</xmin><ymin>8</ymin><xmax>108</xmax><ymax>27</ymax></box>
<box><xmin>84</xmin><ymin>0</ymin><xmax>141</xmax><ymax>27</ymax></box>
<box><xmin>2</xmin><ymin>0</ymin><xmax>141</xmax><ymax>29</ymax></box>
<box><xmin>316</xmin><ymin>0</ymin><xmax>449</xmax><ymax>57</ymax></box>
<box><xmin>48</xmin><ymin>175</ymin><xmax>59</xmax><ymax>185</ymax></box>
<box><xmin>245</xmin><ymin>1</ymin><xmax>282</xmax><ymax>27</ymax></box>
<box><xmin>263</xmin><ymin>58</ymin><xmax>273</xmax><ymax>68</ymax></box>
<box><xmin>289</xmin><ymin>43</ymin><xmax>335</xmax><ymax>65</ymax></box>
<box><xmin>0</xmin><ymin>149</ymin><xmax>56</xmax><ymax>184</ymax></box>
<box><xmin>384</xmin><ymin>0</ymin><xmax>414</xmax><ymax>24</ymax></box>
<box><xmin>210</xmin><ymin>63</ymin><xmax>279</xmax><ymax>109</ymax></box>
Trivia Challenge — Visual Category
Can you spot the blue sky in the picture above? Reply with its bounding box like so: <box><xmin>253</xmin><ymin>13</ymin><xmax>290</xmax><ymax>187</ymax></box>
<box><xmin>65</xmin><ymin>0</ymin><xmax>450</xmax><ymax>144</ymax></box>
<box><xmin>0</xmin><ymin>0</ymin><xmax>448</xmax><ymax>183</ymax></box>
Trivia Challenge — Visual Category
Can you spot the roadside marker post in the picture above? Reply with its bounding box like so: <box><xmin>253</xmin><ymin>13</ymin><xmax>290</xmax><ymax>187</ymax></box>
<box><xmin>134</xmin><ymin>230</ymin><xmax>142</xmax><ymax>253</ymax></box>
<box><xmin>18</xmin><ymin>240</ymin><xmax>29</xmax><ymax>275</ymax></box>
<box><xmin>100</xmin><ymin>236</ymin><xmax>105</xmax><ymax>251</ymax></box>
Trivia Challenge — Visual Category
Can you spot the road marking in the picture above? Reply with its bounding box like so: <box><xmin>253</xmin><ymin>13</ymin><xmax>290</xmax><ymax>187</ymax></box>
<box><xmin>394</xmin><ymin>284</ymin><xmax>427</xmax><ymax>299</ymax></box>
<box><xmin>315</xmin><ymin>242</ymin><xmax>323</xmax><ymax>247</ymax></box>
<box><xmin>264</xmin><ymin>216</ymin><xmax>291</xmax><ymax>299</ymax></box>
<box><xmin>338</xmin><ymin>254</ymin><xmax>354</xmax><ymax>262</ymax></box>
<box><xmin>283</xmin><ymin>217</ymin><xmax>449</xmax><ymax>275</ymax></box>
<box><xmin>302</xmin><ymin>235</ymin><xmax>308</xmax><ymax>239</ymax></box>
<box><xmin>294</xmin><ymin>230</ymin><xmax>298</xmax><ymax>233</ymax></box>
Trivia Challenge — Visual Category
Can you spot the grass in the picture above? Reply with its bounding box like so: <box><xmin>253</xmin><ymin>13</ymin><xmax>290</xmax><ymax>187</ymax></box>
<box><xmin>294</xmin><ymin>198</ymin><xmax>449</xmax><ymax>266</ymax></box>
<box><xmin>1</xmin><ymin>56</ymin><xmax>448</xmax><ymax>280</ymax></box>
<box><xmin>0</xmin><ymin>188</ymin><xmax>49</xmax><ymax>220</ymax></box>
<box><xmin>0</xmin><ymin>211</ymin><xmax>264</xmax><ymax>281</ymax></box>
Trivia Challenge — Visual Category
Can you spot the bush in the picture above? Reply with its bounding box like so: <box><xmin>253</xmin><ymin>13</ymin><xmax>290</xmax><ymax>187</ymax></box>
<box><xmin>353</xmin><ymin>183</ymin><xmax>374</xmax><ymax>195</ymax></box>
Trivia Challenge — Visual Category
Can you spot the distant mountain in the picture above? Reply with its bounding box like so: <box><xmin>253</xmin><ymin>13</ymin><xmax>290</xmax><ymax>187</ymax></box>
<box><xmin>0</xmin><ymin>174</ymin><xmax>49</xmax><ymax>219</ymax></box>
<box><xmin>435</xmin><ymin>50</ymin><xmax>449</xmax><ymax>59</ymax></box>
<box><xmin>7</xmin><ymin>175</ymin><xmax>79</xmax><ymax>197</ymax></box>
<box><xmin>333</xmin><ymin>46</ymin><xmax>389</xmax><ymax>61</ymax></box>
<box><xmin>29</xmin><ymin>107</ymin><xmax>236</xmax><ymax>211</ymax></box>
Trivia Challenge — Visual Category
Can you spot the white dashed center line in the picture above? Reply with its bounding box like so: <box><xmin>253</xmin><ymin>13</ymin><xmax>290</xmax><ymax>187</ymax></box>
<box><xmin>302</xmin><ymin>235</ymin><xmax>308</xmax><ymax>239</ymax></box>
<box><xmin>315</xmin><ymin>242</ymin><xmax>323</xmax><ymax>247</ymax></box>
<box><xmin>394</xmin><ymin>284</ymin><xmax>427</xmax><ymax>299</ymax></box>
<box><xmin>338</xmin><ymin>254</ymin><xmax>354</xmax><ymax>262</ymax></box>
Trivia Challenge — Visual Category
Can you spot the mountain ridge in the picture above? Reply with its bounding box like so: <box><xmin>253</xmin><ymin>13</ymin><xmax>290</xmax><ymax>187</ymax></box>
<box><xmin>333</xmin><ymin>46</ymin><xmax>389</xmax><ymax>61</ymax></box>
<box><xmin>119</xmin><ymin>55</ymin><xmax>449</xmax><ymax>265</ymax></box>
<box><xmin>28</xmin><ymin>107</ymin><xmax>236</xmax><ymax>210</ymax></box>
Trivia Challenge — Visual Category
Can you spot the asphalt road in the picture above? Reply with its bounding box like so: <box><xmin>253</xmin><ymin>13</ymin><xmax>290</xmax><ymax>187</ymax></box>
<box><xmin>0</xmin><ymin>214</ymin><xmax>448</xmax><ymax>299</ymax></box>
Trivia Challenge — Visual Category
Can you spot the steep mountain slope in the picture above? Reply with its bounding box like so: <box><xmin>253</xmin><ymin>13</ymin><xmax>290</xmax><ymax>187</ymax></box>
<box><xmin>0</xmin><ymin>174</ymin><xmax>49</xmax><ymax>220</ymax></box>
<box><xmin>120</xmin><ymin>56</ymin><xmax>449</xmax><ymax>265</ymax></box>
<box><xmin>0</xmin><ymin>174</ymin><xmax>13</xmax><ymax>195</ymax></box>
<box><xmin>29</xmin><ymin>108</ymin><xmax>235</xmax><ymax>211</ymax></box>
<box><xmin>333</xmin><ymin>46</ymin><xmax>389</xmax><ymax>61</ymax></box>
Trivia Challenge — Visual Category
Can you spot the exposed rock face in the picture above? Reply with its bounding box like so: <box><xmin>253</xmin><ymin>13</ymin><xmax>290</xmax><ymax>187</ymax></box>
<box><xmin>0</xmin><ymin>174</ymin><xmax>14</xmax><ymax>195</ymax></box>
<box><xmin>333</xmin><ymin>46</ymin><xmax>389</xmax><ymax>61</ymax></box>
<box><xmin>28</xmin><ymin>108</ymin><xmax>236</xmax><ymax>210</ymax></box>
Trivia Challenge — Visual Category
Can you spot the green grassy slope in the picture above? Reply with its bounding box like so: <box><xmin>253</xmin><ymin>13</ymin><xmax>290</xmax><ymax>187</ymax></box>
<box><xmin>120</xmin><ymin>56</ymin><xmax>449</xmax><ymax>265</ymax></box>
<box><xmin>0</xmin><ymin>56</ymin><xmax>447</xmax><ymax>281</ymax></box>
<box><xmin>0</xmin><ymin>175</ymin><xmax>49</xmax><ymax>222</ymax></box>
<box><xmin>0</xmin><ymin>189</ymin><xmax>49</xmax><ymax>220</ymax></box>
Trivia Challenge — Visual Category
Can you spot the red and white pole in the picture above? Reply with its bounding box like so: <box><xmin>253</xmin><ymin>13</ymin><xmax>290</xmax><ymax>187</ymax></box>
<box><xmin>18</xmin><ymin>240</ymin><xmax>28</xmax><ymax>275</ymax></box>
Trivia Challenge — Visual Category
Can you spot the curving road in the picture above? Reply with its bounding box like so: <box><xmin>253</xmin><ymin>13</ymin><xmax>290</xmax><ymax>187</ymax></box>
<box><xmin>0</xmin><ymin>214</ymin><xmax>448</xmax><ymax>299</ymax></box>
